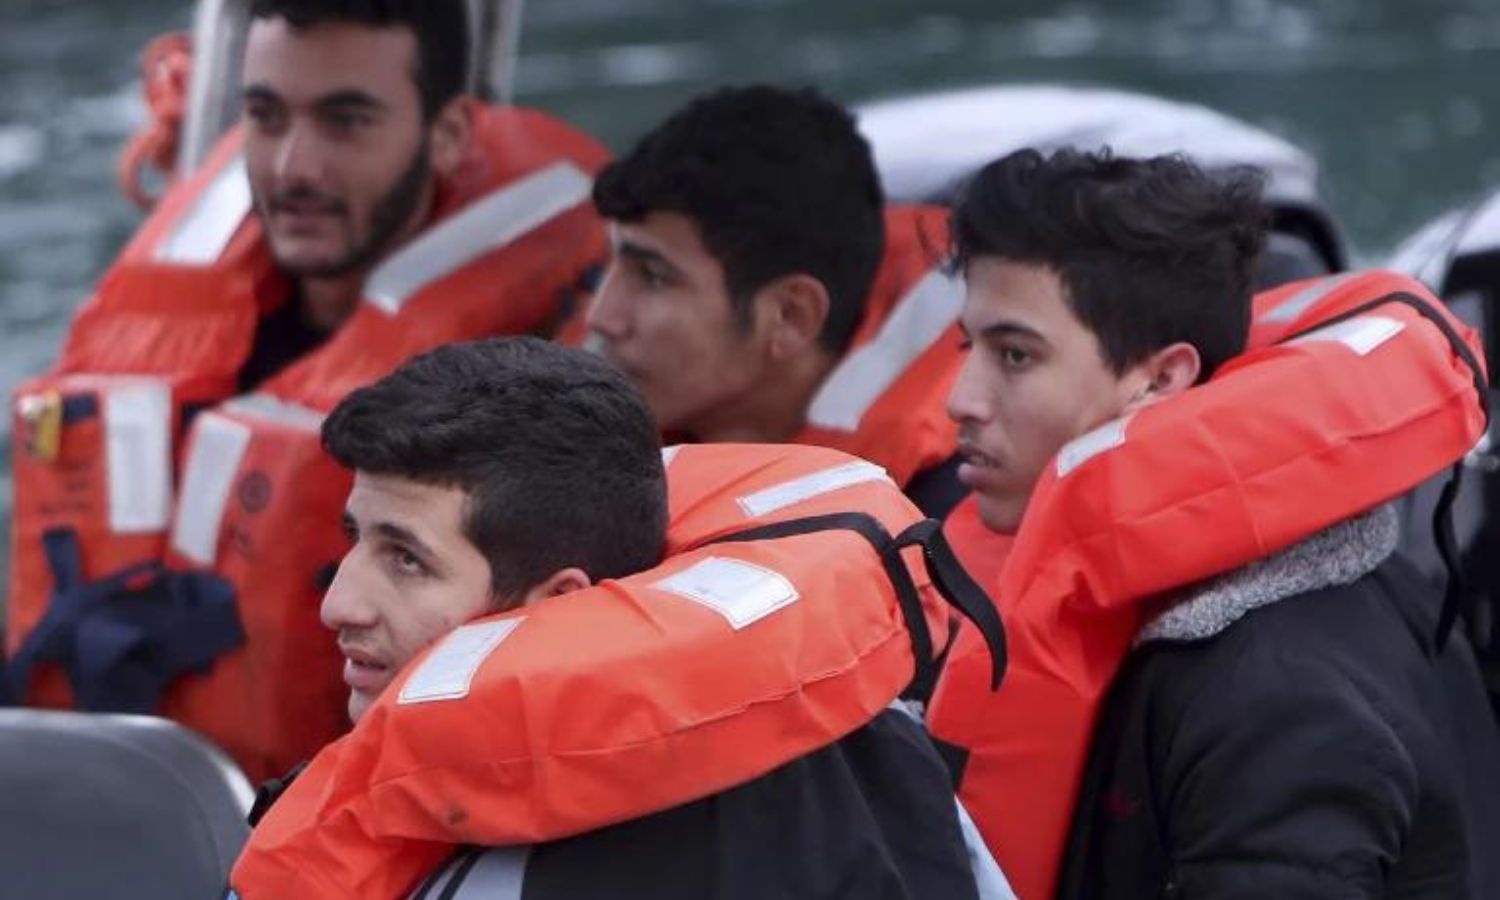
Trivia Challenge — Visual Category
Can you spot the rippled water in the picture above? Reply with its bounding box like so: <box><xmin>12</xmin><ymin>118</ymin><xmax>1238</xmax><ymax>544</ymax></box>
<box><xmin>4</xmin><ymin>0</ymin><xmax>1500</xmax><ymax>599</ymax></box>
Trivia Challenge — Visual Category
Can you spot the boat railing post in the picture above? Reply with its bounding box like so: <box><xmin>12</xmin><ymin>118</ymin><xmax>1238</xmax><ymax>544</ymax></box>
<box><xmin>470</xmin><ymin>0</ymin><xmax>526</xmax><ymax>104</ymax></box>
<box><xmin>176</xmin><ymin>0</ymin><xmax>251</xmax><ymax>179</ymax></box>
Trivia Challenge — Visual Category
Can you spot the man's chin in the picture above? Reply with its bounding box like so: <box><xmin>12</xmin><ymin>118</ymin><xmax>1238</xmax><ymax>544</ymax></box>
<box><xmin>974</xmin><ymin>491</ymin><xmax>1025</xmax><ymax>536</ymax></box>
<box><xmin>347</xmin><ymin>690</ymin><xmax>373</xmax><ymax>725</ymax></box>
<box><xmin>268</xmin><ymin>240</ymin><xmax>361</xmax><ymax>280</ymax></box>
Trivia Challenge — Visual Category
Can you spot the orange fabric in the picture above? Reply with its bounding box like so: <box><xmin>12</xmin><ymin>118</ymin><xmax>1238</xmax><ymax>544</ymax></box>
<box><xmin>927</xmin><ymin>271</ymin><xmax>1489</xmax><ymax>900</ymax></box>
<box><xmin>8</xmin><ymin>106</ymin><xmax>612</xmax><ymax>781</ymax></box>
<box><xmin>793</xmin><ymin>204</ymin><xmax>960</xmax><ymax>487</ymax></box>
<box><xmin>943</xmin><ymin>494</ymin><xmax>1013</xmax><ymax>592</ymax></box>
<box><xmin>232</xmin><ymin>443</ymin><xmax>957</xmax><ymax>900</ymax></box>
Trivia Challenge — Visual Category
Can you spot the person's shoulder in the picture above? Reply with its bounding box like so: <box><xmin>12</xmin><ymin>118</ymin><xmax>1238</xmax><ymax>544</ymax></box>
<box><xmin>1134</xmin><ymin>559</ymin><xmax>1433</xmax><ymax>732</ymax></box>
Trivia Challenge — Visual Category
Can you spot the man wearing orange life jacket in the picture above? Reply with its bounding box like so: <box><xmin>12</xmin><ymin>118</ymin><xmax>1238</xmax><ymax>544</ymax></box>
<box><xmin>229</xmin><ymin>336</ymin><xmax>1014</xmax><ymax>900</ymax></box>
<box><xmin>583</xmin><ymin>85</ymin><xmax>967</xmax><ymax>517</ymax></box>
<box><xmin>927</xmin><ymin>148</ymin><xmax>1500</xmax><ymax>899</ymax></box>
<box><xmin>4</xmin><ymin>0</ymin><xmax>610</xmax><ymax>782</ymax></box>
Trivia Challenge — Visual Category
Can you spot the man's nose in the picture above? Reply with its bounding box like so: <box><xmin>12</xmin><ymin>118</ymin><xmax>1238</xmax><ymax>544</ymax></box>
<box><xmin>273</xmin><ymin>122</ymin><xmax>327</xmax><ymax>186</ymax></box>
<box><xmin>584</xmin><ymin>265</ymin><xmax>631</xmax><ymax>342</ymax></box>
<box><xmin>319</xmin><ymin>555</ymin><xmax>378</xmax><ymax>633</ymax></box>
<box><xmin>946</xmin><ymin>350</ymin><xmax>991</xmax><ymax>426</ymax></box>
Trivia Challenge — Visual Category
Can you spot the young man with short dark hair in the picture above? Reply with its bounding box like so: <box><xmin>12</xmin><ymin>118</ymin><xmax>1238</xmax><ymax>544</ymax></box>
<box><xmin>928</xmin><ymin>148</ymin><xmax>1500</xmax><ymax>899</ymax></box>
<box><xmin>587</xmin><ymin>85</ymin><xmax>968</xmax><ymax>514</ymax></box>
<box><xmin>6</xmin><ymin>0</ymin><xmax>611</xmax><ymax>780</ymax></box>
<box><xmin>230</xmin><ymin>337</ymin><xmax>1014</xmax><ymax>899</ymax></box>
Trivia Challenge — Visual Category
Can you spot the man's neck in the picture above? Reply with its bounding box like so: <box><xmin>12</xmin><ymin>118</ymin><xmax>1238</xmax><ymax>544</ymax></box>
<box><xmin>297</xmin><ymin>272</ymin><xmax>368</xmax><ymax>333</ymax></box>
<box><xmin>688</xmin><ymin>348</ymin><xmax>839</xmax><ymax>444</ymax></box>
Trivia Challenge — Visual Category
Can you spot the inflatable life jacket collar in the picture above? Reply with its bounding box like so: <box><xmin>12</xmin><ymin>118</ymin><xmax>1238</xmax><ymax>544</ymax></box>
<box><xmin>1276</xmin><ymin>289</ymin><xmax>1490</xmax><ymax>653</ymax></box>
<box><xmin>704</xmin><ymin>511</ymin><xmax>1006</xmax><ymax>699</ymax></box>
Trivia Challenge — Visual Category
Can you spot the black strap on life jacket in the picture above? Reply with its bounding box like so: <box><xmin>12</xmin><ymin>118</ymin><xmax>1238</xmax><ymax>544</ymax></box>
<box><xmin>702</xmin><ymin>512</ymin><xmax>1006</xmax><ymax>704</ymax></box>
<box><xmin>2</xmin><ymin>528</ymin><xmax>245</xmax><ymax>712</ymax></box>
<box><xmin>1278</xmin><ymin>290</ymin><xmax>1491</xmax><ymax>652</ymax></box>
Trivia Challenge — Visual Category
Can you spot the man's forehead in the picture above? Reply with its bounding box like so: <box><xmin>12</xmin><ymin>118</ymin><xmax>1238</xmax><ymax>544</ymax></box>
<box><xmin>347</xmin><ymin>472</ymin><xmax>465</xmax><ymax>531</ymax></box>
<box><xmin>242</xmin><ymin>17</ymin><xmax>419</xmax><ymax>99</ymax></box>
<box><xmin>611</xmin><ymin>212</ymin><xmax>710</xmax><ymax>256</ymax></box>
<box><xmin>961</xmin><ymin>258</ymin><xmax>1073</xmax><ymax>330</ymax></box>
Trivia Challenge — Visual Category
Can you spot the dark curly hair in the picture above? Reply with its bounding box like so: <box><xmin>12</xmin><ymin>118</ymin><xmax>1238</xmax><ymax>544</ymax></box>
<box><xmin>322</xmin><ymin>337</ymin><xmax>667</xmax><ymax>599</ymax></box>
<box><xmin>950</xmin><ymin>148</ymin><xmax>1267</xmax><ymax>381</ymax></box>
<box><xmin>593</xmin><ymin>85</ymin><xmax>885</xmax><ymax>356</ymax></box>
<box><xmin>249</xmin><ymin>0</ymin><xmax>468</xmax><ymax>119</ymax></box>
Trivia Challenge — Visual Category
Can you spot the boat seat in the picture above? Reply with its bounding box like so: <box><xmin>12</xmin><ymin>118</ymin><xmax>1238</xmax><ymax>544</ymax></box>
<box><xmin>0</xmin><ymin>709</ymin><xmax>252</xmax><ymax>899</ymax></box>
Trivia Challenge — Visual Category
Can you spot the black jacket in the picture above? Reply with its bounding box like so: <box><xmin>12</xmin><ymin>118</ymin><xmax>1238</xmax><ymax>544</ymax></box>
<box><xmin>249</xmin><ymin>706</ymin><xmax>1016</xmax><ymax>900</ymax></box>
<box><xmin>1060</xmin><ymin>506</ymin><xmax>1500</xmax><ymax>899</ymax></box>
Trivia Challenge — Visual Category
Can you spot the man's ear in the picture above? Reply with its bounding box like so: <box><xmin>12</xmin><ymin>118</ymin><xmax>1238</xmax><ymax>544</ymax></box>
<box><xmin>518</xmin><ymin>567</ymin><xmax>592</xmax><ymax>607</ymax></box>
<box><xmin>427</xmin><ymin>95</ymin><xmax>474</xmax><ymax>178</ymax></box>
<box><xmin>1121</xmin><ymin>341</ymin><xmax>1201</xmax><ymax>415</ymax></box>
<box><xmin>756</xmin><ymin>273</ymin><xmax>831</xmax><ymax>362</ymax></box>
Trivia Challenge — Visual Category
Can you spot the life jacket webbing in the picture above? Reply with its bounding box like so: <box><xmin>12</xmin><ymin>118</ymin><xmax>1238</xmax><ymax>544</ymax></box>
<box><xmin>3</xmin><ymin>528</ymin><xmax>243</xmax><ymax>712</ymax></box>
<box><xmin>704</xmin><ymin>511</ymin><xmax>1006</xmax><ymax>700</ymax></box>
<box><xmin>1278</xmin><ymin>289</ymin><xmax>1491</xmax><ymax>651</ymax></box>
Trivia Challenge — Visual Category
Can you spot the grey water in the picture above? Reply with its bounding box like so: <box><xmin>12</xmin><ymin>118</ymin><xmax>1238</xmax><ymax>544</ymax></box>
<box><xmin>4</xmin><ymin>0</ymin><xmax>1500</xmax><ymax>602</ymax></box>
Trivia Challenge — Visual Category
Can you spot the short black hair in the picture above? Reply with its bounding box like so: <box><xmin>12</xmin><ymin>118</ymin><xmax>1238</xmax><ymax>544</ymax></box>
<box><xmin>593</xmin><ymin>85</ymin><xmax>885</xmax><ymax>355</ymax></box>
<box><xmin>249</xmin><ymin>0</ymin><xmax>468</xmax><ymax>119</ymax></box>
<box><xmin>322</xmin><ymin>337</ymin><xmax>667</xmax><ymax>599</ymax></box>
<box><xmin>950</xmin><ymin>148</ymin><xmax>1267</xmax><ymax>381</ymax></box>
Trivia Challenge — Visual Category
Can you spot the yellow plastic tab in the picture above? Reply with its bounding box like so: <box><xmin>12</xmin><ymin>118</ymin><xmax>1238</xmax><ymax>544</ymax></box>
<box><xmin>18</xmin><ymin>390</ymin><xmax>63</xmax><ymax>462</ymax></box>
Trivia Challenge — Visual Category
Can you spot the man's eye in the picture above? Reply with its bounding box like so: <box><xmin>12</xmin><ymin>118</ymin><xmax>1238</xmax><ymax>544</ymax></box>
<box><xmin>244</xmin><ymin>104</ymin><xmax>284</xmax><ymax>130</ymax></box>
<box><xmin>324</xmin><ymin>111</ymin><xmax>373</xmax><ymax>133</ymax></box>
<box><xmin>641</xmin><ymin>266</ymin><xmax>670</xmax><ymax>289</ymax></box>
<box><xmin>1000</xmin><ymin>347</ymin><xmax>1032</xmax><ymax>369</ymax></box>
<box><xmin>389</xmin><ymin>548</ymin><xmax>427</xmax><ymax>577</ymax></box>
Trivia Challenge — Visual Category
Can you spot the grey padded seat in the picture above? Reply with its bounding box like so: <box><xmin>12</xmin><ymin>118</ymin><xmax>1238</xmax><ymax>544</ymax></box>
<box><xmin>0</xmin><ymin>709</ymin><xmax>252</xmax><ymax>899</ymax></box>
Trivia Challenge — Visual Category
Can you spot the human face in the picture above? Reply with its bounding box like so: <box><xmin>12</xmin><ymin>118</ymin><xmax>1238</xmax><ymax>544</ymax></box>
<box><xmin>585</xmin><ymin>212</ymin><xmax>767</xmax><ymax>436</ymax></box>
<box><xmin>948</xmin><ymin>259</ymin><xmax>1142</xmax><ymax>534</ymax></box>
<box><xmin>241</xmin><ymin>18</ymin><xmax>434</xmax><ymax>279</ymax></box>
<box><xmin>321</xmin><ymin>473</ymin><xmax>496</xmax><ymax>723</ymax></box>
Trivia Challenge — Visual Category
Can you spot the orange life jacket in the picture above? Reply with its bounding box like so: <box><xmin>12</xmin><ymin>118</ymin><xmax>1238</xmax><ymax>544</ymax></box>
<box><xmin>926</xmin><ymin>270</ymin><xmax>1490</xmax><ymax>900</ymax></box>
<box><xmin>230</xmin><ymin>442</ymin><xmax>1006</xmax><ymax>900</ymax></box>
<box><xmin>5</xmin><ymin>105</ymin><xmax>612</xmax><ymax>782</ymax></box>
<box><xmin>794</xmin><ymin>204</ymin><xmax>962</xmax><ymax>488</ymax></box>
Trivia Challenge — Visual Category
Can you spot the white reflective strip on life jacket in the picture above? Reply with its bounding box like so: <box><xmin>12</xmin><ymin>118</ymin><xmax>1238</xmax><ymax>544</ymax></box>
<box><xmin>1259</xmin><ymin>272</ymin><xmax>1354</xmax><ymax>325</ymax></box>
<box><xmin>153</xmin><ymin>156</ymin><xmax>252</xmax><ymax>265</ymax></box>
<box><xmin>736</xmin><ymin>460</ymin><xmax>893</xmax><ymax>518</ymax></box>
<box><xmin>1288</xmin><ymin>315</ymin><xmax>1406</xmax><ymax>357</ymax></box>
<box><xmin>103</xmin><ymin>379</ymin><xmax>174</xmax><ymax>534</ymax></box>
<box><xmin>806</xmin><ymin>269</ymin><xmax>964</xmax><ymax>432</ymax></box>
<box><xmin>399</xmin><ymin>618</ymin><xmax>526</xmax><ymax>705</ymax></box>
<box><xmin>653</xmin><ymin>557</ymin><xmax>799</xmax><ymax>630</ymax></box>
<box><xmin>222</xmin><ymin>393</ymin><xmax>326</xmax><ymax>432</ymax></box>
<box><xmin>1056</xmin><ymin>415</ymin><xmax>1131</xmax><ymax>479</ymax></box>
<box><xmin>170</xmin><ymin>412</ymin><xmax>253</xmax><ymax>566</ymax></box>
<box><xmin>364</xmin><ymin>162</ymin><xmax>594</xmax><ymax>316</ymax></box>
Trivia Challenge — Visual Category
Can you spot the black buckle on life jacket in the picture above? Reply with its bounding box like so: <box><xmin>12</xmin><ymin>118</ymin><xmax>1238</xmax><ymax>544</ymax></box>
<box><xmin>1279</xmin><ymin>290</ymin><xmax>1491</xmax><ymax>653</ymax></box>
<box><xmin>703</xmin><ymin>512</ymin><xmax>1006</xmax><ymax>704</ymax></box>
